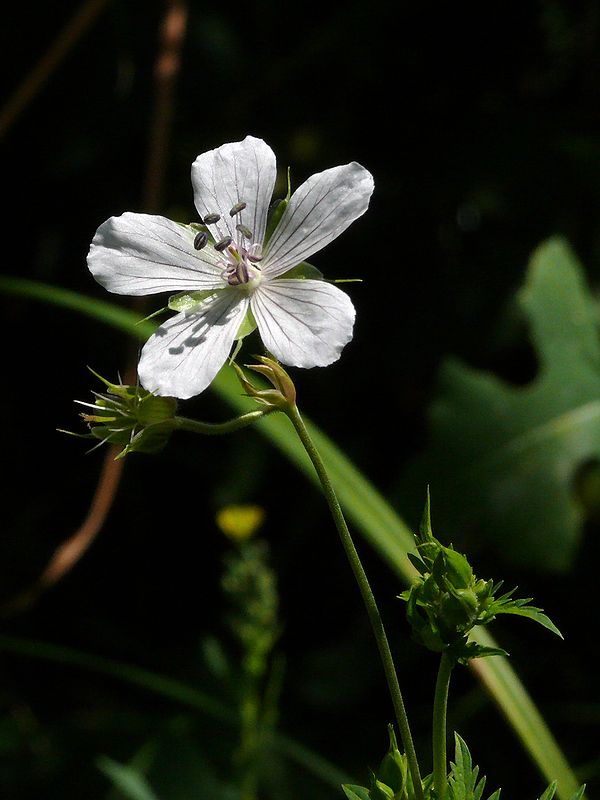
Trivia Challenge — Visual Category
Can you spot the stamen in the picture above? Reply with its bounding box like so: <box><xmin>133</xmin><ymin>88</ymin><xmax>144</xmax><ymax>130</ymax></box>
<box><xmin>247</xmin><ymin>242</ymin><xmax>263</xmax><ymax>262</ymax></box>
<box><xmin>229</xmin><ymin>201</ymin><xmax>247</xmax><ymax>216</ymax></box>
<box><xmin>214</xmin><ymin>235</ymin><xmax>233</xmax><ymax>252</ymax></box>
<box><xmin>193</xmin><ymin>231</ymin><xmax>208</xmax><ymax>250</ymax></box>
<box><xmin>236</xmin><ymin>223</ymin><xmax>253</xmax><ymax>239</ymax></box>
<box><xmin>203</xmin><ymin>212</ymin><xmax>221</xmax><ymax>224</ymax></box>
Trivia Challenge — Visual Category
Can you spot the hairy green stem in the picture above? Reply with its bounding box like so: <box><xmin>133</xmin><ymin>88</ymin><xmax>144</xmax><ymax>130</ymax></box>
<box><xmin>173</xmin><ymin>409</ymin><xmax>272</xmax><ymax>436</ymax></box>
<box><xmin>433</xmin><ymin>652</ymin><xmax>454</xmax><ymax>799</ymax></box>
<box><xmin>286</xmin><ymin>404</ymin><xmax>424</xmax><ymax>799</ymax></box>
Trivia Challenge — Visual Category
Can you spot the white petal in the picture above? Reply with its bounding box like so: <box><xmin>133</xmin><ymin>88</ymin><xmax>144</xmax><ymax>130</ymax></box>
<box><xmin>261</xmin><ymin>162</ymin><xmax>374</xmax><ymax>279</ymax></box>
<box><xmin>250</xmin><ymin>279</ymin><xmax>355</xmax><ymax>367</ymax></box>
<box><xmin>138</xmin><ymin>290</ymin><xmax>248</xmax><ymax>399</ymax></box>
<box><xmin>88</xmin><ymin>213</ymin><xmax>225</xmax><ymax>295</ymax></box>
<box><xmin>191</xmin><ymin>136</ymin><xmax>276</xmax><ymax>248</ymax></box>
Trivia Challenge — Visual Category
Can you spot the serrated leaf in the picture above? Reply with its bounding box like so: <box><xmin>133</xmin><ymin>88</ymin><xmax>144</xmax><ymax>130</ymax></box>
<box><xmin>342</xmin><ymin>784</ymin><xmax>371</xmax><ymax>800</ymax></box>
<box><xmin>490</xmin><ymin>602</ymin><xmax>563</xmax><ymax>639</ymax></box>
<box><xmin>448</xmin><ymin>733</ymin><xmax>499</xmax><ymax>800</ymax></box>
<box><xmin>401</xmin><ymin>237</ymin><xmax>600</xmax><ymax>571</ymax></box>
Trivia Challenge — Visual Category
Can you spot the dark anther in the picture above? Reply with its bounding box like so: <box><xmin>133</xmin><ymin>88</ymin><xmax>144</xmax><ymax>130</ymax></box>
<box><xmin>193</xmin><ymin>231</ymin><xmax>208</xmax><ymax>250</ymax></box>
<box><xmin>203</xmin><ymin>213</ymin><xmax>221</xmax><ymax>224</ymax></box>
<box><xmin>247</xmin><ymin>253</ymin><xmax>263</xmax><ymax>262</ymax></box>
<box><xmin>229</xmin><ymin>201</ymin><xmax>247</xmax><ymax>216</ymax></box>
<box><xmin>236</xmin><ymin>223</ymin><xmax>253</xmax><ymax>239</ymax></box>
<box><xmin>214</xmin><ymin>235</ymin><xmax>233</xmax><ymax>252</ymax></box>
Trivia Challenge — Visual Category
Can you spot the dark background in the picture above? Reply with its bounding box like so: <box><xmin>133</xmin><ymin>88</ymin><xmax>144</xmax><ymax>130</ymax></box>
<box><xmin>1</xmin><ymin>1</ymin><xmax>599</xmax><ymax>797</ymax></box>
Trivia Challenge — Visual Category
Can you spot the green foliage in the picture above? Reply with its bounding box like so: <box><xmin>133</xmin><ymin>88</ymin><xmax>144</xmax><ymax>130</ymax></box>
<box><xmin>399</xmin><ymin>493</ymin><xmax>561</xmax><ymax>662</ymax></box>
<box><xmin>344</xmin><ymin>732</ymin><xmax>585</xmax><ymax>800</ymax></box>
<box><xmin>537</xmin><ymin>781</ymin><xmax>586</xmax><ymax>800</ymax></box>
<box><xmin>342</xmin><ymin>726</ymin><xmax>430</xmax><ymax>800</ymax></box>
<box><xmin>0</xmin><ymin>276</ymin><xmax>583</xmax><ymax>797</ymax></box>
<box><xmin>402</xmin><ymin>238</ymin><xmax>600</xmax><ymax>571</ymax></box>
<box><xmin>447</xmin><ymin>734</ymin><xmax>500</xmax><ymax>800</ymax></box>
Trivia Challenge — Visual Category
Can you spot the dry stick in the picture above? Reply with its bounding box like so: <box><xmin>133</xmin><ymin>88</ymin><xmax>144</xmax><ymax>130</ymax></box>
<box><xmin>2</xmin><ymin>1</ymin><xmax>189</xmax><ymax>615</ymax></box>
<box><xmin>0</xmin><ymin>0</ymin><xmax>111</xmax><ymax>140</ymax></box>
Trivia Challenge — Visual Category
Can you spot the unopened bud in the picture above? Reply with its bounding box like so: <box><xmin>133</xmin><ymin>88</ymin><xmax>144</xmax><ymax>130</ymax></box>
<box><xmin>232</xmin><ymin>356</ymin><xmax>296</xmax><ymax>410</ymax></box>
<box><xmin>65</xmin><ymin>370</ymin><xmax>177</xmax><ymax>459</ymax></box>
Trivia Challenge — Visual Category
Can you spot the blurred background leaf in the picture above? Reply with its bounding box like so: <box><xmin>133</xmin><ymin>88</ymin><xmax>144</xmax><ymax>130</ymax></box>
<box><xmin>398</xmin><ymin>238</ymin><xmax>600</xmax><ymax>571</ymax></box>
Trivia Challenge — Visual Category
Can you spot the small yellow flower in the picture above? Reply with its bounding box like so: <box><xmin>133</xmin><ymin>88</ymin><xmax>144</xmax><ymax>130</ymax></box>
<box><xmin>216</xmin><ymin>505</ymin><xmax>266</xmax><ymax>542</ymax></box>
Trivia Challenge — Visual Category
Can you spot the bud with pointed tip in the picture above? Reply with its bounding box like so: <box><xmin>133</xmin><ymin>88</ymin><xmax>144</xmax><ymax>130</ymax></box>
<box><xmin>233</xmin><ymin>356</ymin><xmax>296</xmax><ymax>410</ymax></box>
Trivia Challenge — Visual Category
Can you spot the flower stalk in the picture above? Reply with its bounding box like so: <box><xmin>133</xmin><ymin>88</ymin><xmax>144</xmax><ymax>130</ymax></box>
<box><xmin>173</xmin><ymin>409</ymin><xmax>273</xmax><ymax>436</ymax></box>
<box><xmin>284</xmin><ymin>403</ymin><xmax>425</xmax><ymax>800</ymax></box>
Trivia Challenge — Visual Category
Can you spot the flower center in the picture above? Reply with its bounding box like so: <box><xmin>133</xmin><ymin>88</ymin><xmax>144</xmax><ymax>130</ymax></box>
<box><xmin>198</xmin><ymin>200</ymin><xmax>264</xmax><ymax>289</ymax></box>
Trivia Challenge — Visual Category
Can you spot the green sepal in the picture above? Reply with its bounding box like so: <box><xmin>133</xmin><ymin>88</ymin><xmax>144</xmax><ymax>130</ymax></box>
<box><xmin>438</xmin><ymin>547</ymin><xmax>474</xmax><ymax>590</ymax></box>
<box><xmin>235</xmin><ymin>307</ymin><xmax>257</xmax><ymax>340</ymax></box>
<box><xmin>279</xmin><ymin>261</ymin><xmax>324</xmax><ymax>281</ymax></box>
<box><xmin>420</xmin><ymin>487</ymin><xmax>434</xmax><ymax>538</ymax></box>
<box><xmin>264</xmin><ymin>167</ymin><xmax>291</xmax><ymax>243</ymax></box>
<box><xmin>406</xmin><ymin>552</ymin><xmax>428</xmax><ymax>575</ymax></box>
<box><xmin>168</xmin><ymin>289</ymin><xmax>216</xmax><ymax>313</ymax></box>
<box><xmin>342</xmin><ymin>785</ymin><xmax>371</xmax><ymax>800</ymax></box>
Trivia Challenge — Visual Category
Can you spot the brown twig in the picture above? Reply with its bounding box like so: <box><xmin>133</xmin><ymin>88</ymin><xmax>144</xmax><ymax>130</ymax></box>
<box><xmin>4</xmin><ymin>1</ymin><xmax>189</xmax><ymax>614</ymax></box>
<box><xmin>0</xmin><ymin>0</ymin><xmax>111</xmax><ymax>141</ymax></box>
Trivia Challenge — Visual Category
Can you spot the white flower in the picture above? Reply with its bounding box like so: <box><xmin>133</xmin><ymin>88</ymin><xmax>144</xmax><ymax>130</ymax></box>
<box><xmin>87</xmin><ymin>135</ymin><xmax>374</xmax><ymax>399</ymax></box>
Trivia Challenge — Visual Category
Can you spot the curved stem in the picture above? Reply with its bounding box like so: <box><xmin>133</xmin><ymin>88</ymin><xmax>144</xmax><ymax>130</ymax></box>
<box><xmin>285</xmin><ymin>404</ymin><xmax>424</xmax><ymax>799</ymax></box>
<box><xmin>173</xmin><ymin>409</ymin><xmax>272</xmax><ymax>436</ymax></box>
<box><xmin>433</xmin><ymin>651</ymin><xmax>454</xmax><ymax>800</ymax></box>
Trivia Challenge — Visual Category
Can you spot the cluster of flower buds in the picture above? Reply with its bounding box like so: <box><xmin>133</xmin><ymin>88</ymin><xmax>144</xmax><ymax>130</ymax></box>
<box><xmin>399</xmin><ymin>494</ymin><xmax>561</xmax><ymax>663</ymax></box>
<box><xmin>343</xmin><ymin>725</ymin><xmax>422</xmax><ymax>800</ymax></box>
<box><xmin>68</xmin><ymin>370</ymin><xmax>177</xmax><ymax>459</ymax></box>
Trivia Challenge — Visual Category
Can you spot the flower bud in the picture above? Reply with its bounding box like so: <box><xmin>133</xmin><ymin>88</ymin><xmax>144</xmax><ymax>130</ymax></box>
<box><xmin>378</xmin><ymin>725</ymin><xmax>407</xmax><ymax>794</ymax></box>
<box><xmin>233</xmin><ymin>356</ymin><xmax>296</xmax><ymax>410</ymax></box>
<box><xmin>68</xmin><ymin>370</ymin><xmax>177</xmax><ymax>458</ymax></box>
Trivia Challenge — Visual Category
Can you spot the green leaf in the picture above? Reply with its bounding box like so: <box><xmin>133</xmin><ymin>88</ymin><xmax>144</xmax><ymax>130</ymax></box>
<box><xmin>98</xmin><ymin>756</ymin><xmax>160</xmax><ymax>800</ymax></box>
<box><xmin>342</xmin><ymin>786</ymin><xmax>371</xmax><ymax>800</ymax></box>
<box><xmin>447</xmin><ymin>733</ymin><xmax>499</xmax><ymax>800</ymax></box>
<box><xmin>0</xmin><ymin>274</ymin><xmax>583</xmax><ymax>800</ymax></box>
<box><xmin>569</xmin><ymin>787</ymin><xmax>586</xmax><ymax>800</ymax></box>
<box><xmin>539</xmin><ymin>782</ymin><xmax>558</xmax><ymax>800</ymax></box>
<box><xmin>487</xmin><ymin>600</ymin><xmax>563</xmax><ymax>639</ymax></box>
<box><xmin>401</xmin><ymin>237</ymin><xmax>600</xmax><ymax>571</ymax></box>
